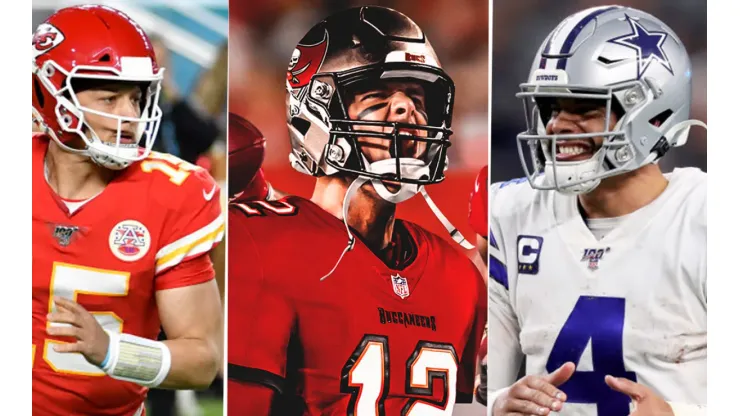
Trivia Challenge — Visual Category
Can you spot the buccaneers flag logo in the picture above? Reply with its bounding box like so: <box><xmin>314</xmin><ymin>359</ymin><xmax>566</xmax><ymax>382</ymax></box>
<box><xmin>286</xmin><ymin>32</ymin><xmax>328</xmax><ymax>89</ymax></box>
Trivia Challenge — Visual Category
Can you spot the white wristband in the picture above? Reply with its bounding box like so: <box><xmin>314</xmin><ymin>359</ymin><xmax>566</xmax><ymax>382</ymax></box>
<box><xmin>667</xmin><ymin>401</ymin><xmax>707</xmax><ymax>416</ymax></box>
<box><xmin>101</xmin><ymin>330</ymin><xmax>172</xmax><ymax>388</ymax></box>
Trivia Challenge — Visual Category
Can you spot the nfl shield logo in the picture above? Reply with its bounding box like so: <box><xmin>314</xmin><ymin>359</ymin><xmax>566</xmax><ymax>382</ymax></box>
<box><xmin>391</xmin><ymin>274</ymin><xmax>410</xmax><ymax>299</ymax></box>
<box><xmin>53</xmin><ymin>225</ymin><xmax>78</xmax><ymax>247</ymax></box>
<box><xmin>581</xmin><ymin>247</ymin><xmax>610</xmax><ymax>271</ymax></box>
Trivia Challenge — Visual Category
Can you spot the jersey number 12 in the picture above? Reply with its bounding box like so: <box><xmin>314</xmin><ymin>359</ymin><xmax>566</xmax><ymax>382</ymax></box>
<box><xmin>341</xmin><ymin>335</ymin><xmax>458</xmax><ymax>415</ymax></box>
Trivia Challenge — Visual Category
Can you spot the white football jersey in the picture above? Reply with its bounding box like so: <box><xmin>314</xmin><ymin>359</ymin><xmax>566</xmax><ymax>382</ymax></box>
<box><xmin>487</xmin><ymin>167</ymin><xmax>706</xmax><ymax>416</ymax></box>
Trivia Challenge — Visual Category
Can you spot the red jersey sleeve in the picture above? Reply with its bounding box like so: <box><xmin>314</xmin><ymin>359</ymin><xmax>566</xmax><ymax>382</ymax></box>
<box><xmin>457</xmin><ymin>263</ymin><xmax>488</xmax><ymax>399</ymax></box>
<box><xmin>155</xmin><ymin>252</ymin><xmax>215</xmax><ymax>290</ymax></box>
<box><xmin>227</xmin><ymin>380</ymin><xmax>275</xmax><ymax>416</ymax></box>
<box><xmin>149</xmin><ymin>153</ymin><xmax>225</xmax><ymax>290</ymax></box>
<box><xmin>227</xmin><ymin>206</ymin><xmax>296</xmax><ymax>392</ymax></box>
<box><xmin>468</xmin><ymin>165</ymin><xmax>488</xmax><ymax>238</ymax></box>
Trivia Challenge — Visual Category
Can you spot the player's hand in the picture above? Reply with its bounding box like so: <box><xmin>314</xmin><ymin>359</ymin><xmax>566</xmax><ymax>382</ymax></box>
<box><xmin>46</xmin><ymin>296</ymin><xmax>110</xmax><ymax>367</ymax></box>
<box><xmin>605</xmin><ymin>375</ymin><xmax>675</xmax><ymax>416</ymax></box>
<box><xmin>475</xmin><ymin>329</ymin><xmax>488</xmax><ymax>405</ymax></box>
<box><xmin>492</xmin><ymin>362</ymin><xmax>575</xmax><ymax>416</ymax></box>
<box><xmin>474</xmin><ymin>353</ymin><xmax>487</xmax><ymax>405</ymax></box>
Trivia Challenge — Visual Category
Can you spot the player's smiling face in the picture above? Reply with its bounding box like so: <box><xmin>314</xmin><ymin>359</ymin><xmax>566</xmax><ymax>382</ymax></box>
<box><xmin>543</xmin><ymin>97</ymin><xmax>618</xmax><ymax>162</ymax></box>
<box><xmin>346</xmin><ymin>80</ymin><xmax>430</xmax><ymax>165</ymax></box>
<box><xmin>75</xmin><ymin>81</ymin><xmax>144</xmax><ymax>146</ymax></box>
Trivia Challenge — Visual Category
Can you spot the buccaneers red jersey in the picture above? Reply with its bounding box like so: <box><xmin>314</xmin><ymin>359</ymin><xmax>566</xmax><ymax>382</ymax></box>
<box><xmin>32</xmin><ymin>134</ymin><xmax>224</xmax><ymax>416</ymax></box>
<box><xmin>228</xmin><ymin>196</ymin><xmax>486</xmax><ymax>415</ymax></box>
<box><xmin>468</xmin><ymin>165</ymin><xmax>488</xmax><ymax>238</ymax></box>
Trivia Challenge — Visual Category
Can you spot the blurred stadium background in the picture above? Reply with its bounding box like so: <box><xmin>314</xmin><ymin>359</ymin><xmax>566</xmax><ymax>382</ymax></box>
<box><xmin>491</xmin><ymin>0</ymin><xmax>707</xmax><ymax>183</ymax></box>
<box><xmin>230</xmin><ymin>0</ymin><xmax>489</xmax><ymax>273</ymax></box>
<box><xmin>32</xmin><ymin>1</ymin><xmax>227</xmax><ymax>415</ymax></box>
<box><xmin>230</xmin><ymin>0</ymin><xmax>488</xmax><ymax>414</ymax></box>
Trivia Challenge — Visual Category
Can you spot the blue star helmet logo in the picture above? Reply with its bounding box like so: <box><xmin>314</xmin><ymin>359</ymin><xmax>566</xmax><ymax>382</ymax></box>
<box><xmin>608</xmin><ymin>15</ymin><xmax>673</xmax><ymax>79</ymax></box>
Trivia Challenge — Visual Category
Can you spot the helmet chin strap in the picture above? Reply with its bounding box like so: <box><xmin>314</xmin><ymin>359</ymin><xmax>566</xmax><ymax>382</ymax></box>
<box><xmin>641</xmin><ymin>119</ymin><xmax>708</xmax><ymax>166</ymax></box>
<box><xmin>672</xmin><ymin>119</ymin><xmax>707</xmax><ymax>146</ymax></box>
<box><xmin>319</xmin><ymin>156</ymin><xmax>474</xmax><ymax>281</ymax></box>
<box><xmin>419</xmin><ymin>186</ymin><xmax>474</xmax><ymax>249</ymax></box>
<box><xmin>319</xmin><ymin>176</ymin><xmax>363</xmax><ymax>281</ymax></box>
<box><xmin>542</xmin><ymin>142</ymin><xmax>603</xmax><ymax>195</ymax></box>
<box><xmin>365</xmin><ymin>157</ymin><xmax>427</xmax><ymax>204</ymax></box>
<box><xmin>85</xmin><ymin>117</ymin><xmax>145</xmax><ymax>170</ymax></box>
<box><xmin>544</xmin><ymin>157</ymin><xmax>602</xmax><ymax>195</ymax></box>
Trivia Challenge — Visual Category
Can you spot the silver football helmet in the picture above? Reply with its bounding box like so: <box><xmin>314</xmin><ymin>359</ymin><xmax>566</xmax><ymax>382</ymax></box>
<box><xmin>516</xmin><ymin>5</ymin><xmax>706</xmax><ymax>194</ymax></box>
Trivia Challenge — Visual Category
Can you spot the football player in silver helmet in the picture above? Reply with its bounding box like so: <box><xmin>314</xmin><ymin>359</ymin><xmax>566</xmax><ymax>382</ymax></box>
<box><xmin>488</xmin><ymin>6</ymin><xmax>706</xmax><ymax>416</ymax></box>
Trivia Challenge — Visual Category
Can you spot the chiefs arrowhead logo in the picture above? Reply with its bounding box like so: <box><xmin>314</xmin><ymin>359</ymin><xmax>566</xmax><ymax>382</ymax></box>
<box><xmin>286</xmin><ymin>32</ymin><xmax>328</xmax><ymax>89</ymax></box>
<box><xmin>33</xmin><ymin>24</ymin><xmax>65</xmax><ymax>58</ymax></box>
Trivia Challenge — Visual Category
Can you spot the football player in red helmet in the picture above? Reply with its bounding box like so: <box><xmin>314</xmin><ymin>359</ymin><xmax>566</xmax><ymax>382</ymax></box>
<box><xmin>228</xmin><ymin>7</ymin><xmax>486</xmax><ymax>415</ymax></box>
<box><xmin>32</xmin><ymin>6</ymin><xmax>223</xmax><ymax>415</ymax></box>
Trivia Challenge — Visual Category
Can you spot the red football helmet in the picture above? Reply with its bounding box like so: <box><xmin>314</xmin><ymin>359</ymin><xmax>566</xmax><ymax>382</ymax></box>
<box><xmin>228</xmin><ymin>113</ymin><xmax>266</xmax><ymax>198</ymax></box>
<box><xmin>32</xmin><ymin>5</ymin><xmax>164</xmax><ymax>170</ymax></box>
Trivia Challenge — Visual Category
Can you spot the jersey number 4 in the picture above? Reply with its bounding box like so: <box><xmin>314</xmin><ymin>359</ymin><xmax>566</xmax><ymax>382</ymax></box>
<box><xmin>546</xmin><ymin>296</ymin><xmax>636</xmax><ymax>416</ymax></box>
<box><xmin>341</xmin><ymin>335</ymin><xmax>458</xmax><ymax>416</ymax></box>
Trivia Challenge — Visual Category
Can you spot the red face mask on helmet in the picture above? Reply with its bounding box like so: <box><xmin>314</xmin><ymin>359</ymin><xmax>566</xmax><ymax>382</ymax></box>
<box><xmin>32</xmin><ymin>5</ymin><xmax>164</xmax><ymax>170</ymax></box>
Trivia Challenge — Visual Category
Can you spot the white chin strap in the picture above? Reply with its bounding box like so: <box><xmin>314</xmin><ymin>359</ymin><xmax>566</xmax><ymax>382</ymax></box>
<box><xmin>319</xmin><ymin>157</ymin><xmax>474</xmax><ymax>281</ymax></box>
<box><xmin>319</xmin><ymin>176</ymin><xmax>363</xmax><ymax>281</ymax></box>
<box><xmin>87</xmin><ymin>115</ymin><xmax>147</xmax><ymax>170</ymax></box>
<box><xmin>364</xmin><ymin>157</ymin><xmax>427</xmax><ymax>204</ymax></box>
<box><xmin>543</xmin><ymin>155</ymin><xmax>602</xmax><ymax>195</ymax></box>
<box><xmin>87</xmin><ymin>140</ymin><xmax>141</xmax><ymax>171</ymax></box>
<box><xmin>419</xmin><ymin>187</ymin><xmax>474</xmax><ymax>249</ymax></box>
<box><xmin>640</xmin><ymin>119</ymin><xmax>708</xmax><ymax>167</ymax></box>
<box><xmin>667</xmin><ymin>119</ymin><xmax>707</xmax><ymax>147</ymax></box>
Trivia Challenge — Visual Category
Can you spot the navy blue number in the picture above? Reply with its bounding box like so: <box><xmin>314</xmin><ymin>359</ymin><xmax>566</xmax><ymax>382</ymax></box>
<box><xmin>546</xmin><ymin>296</ymin><xmax>636</xmax><ymax>415</ymax></box>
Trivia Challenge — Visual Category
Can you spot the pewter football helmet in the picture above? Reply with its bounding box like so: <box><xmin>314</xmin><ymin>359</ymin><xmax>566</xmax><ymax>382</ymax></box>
<box><xmin>516</xmin><ymin>5</ymin><xmax>705</xmax><ymax>194</ymax></box>
<box><xmin>285</xmin><ymin>6</ymin><xmax>454</xmax><ymax>203</ymax></box>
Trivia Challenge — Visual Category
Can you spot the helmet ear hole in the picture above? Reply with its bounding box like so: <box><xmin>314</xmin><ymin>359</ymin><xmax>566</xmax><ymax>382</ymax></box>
<box><xmin>534</xmin><ymin>97</ymin><xmax>554</xmax><ymax>125</ymax></box>
<box><xmin>649</xmin><ymin>109</ymin><xmax>673</xmax><ymax>128</ymax></box>
<box><xmin>33</xmin><ymin>78</ymin><xmax>45</xmax><ymax>108</ymax></box>
<box><xmin>291</xmin><ymin>117</ymin><xmax>311</xmax><ymax>137</ymax></box>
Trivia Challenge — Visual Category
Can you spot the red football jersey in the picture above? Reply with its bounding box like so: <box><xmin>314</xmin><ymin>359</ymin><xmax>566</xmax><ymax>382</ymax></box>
<box><xmin>468</xmin><ymin>165</ymin><xmax>488</xmax><ymax>238</ymax></box>
<box><xmin>228</xmin><ymin>196</ymin><xmax>487</xmax><ymax>415</ymax></box>
<box><xmin>32</xmin><ymin>134</ymin><xmax>224</xmax><ymax>416</ymax></box>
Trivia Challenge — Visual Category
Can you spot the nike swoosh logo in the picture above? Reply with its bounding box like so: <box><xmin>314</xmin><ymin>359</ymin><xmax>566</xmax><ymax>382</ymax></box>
<box><xmin>203</xmin><ymin>184</ymin><xmax>217</xmax><ymax>201</ymax></box>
